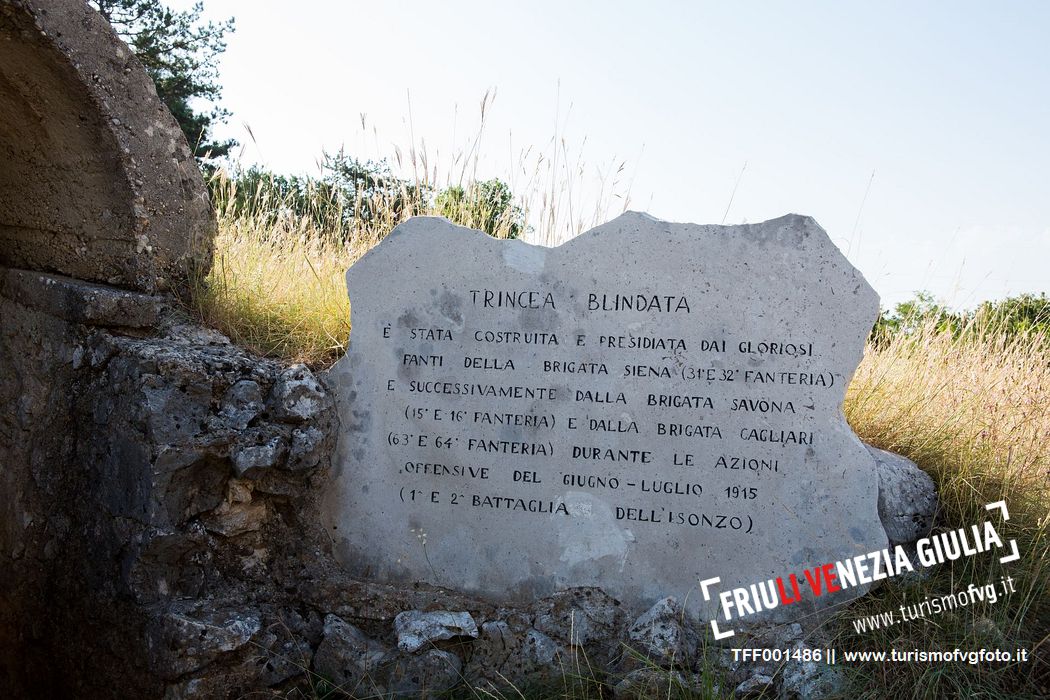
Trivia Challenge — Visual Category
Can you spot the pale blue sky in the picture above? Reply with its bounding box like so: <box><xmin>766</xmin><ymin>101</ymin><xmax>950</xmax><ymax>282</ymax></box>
<box><xmin>171</xmin><ymin>0</ymin><xmax>1049</xmax><ymax>309</ymax></box>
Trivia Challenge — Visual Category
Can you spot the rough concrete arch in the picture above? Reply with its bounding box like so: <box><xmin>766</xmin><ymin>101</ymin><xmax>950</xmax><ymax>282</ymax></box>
<box><xmin>0</xmin><ymin>2</ymin><xmax>219</xmax><ymax>693</ymax></box>
<box><xmin>0</xmin><ymin>0</ymin><xmax>214</xmax><ymax>293</ymax></box>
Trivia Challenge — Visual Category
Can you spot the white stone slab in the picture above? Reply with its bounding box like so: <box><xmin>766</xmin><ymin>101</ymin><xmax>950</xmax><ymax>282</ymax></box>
<box><xmin>324</xmin><ymin>212</ymin><xmax>887</xmax><ymax>621</ymax></box>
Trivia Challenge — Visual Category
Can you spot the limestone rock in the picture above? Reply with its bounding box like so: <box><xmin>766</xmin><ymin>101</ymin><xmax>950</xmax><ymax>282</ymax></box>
<box><xmin>231</xmin><ymin>436</ymin><xmax>287</xmax><ymax>476</ymax></box>
<box><xmin>779</xmin><ymin>649</ymin><xmax>844</xmax><ymax>699</ymax></box>
<box><xmin>465</xmin><ymin>619</ymin><xmax>567</xmax><ymax>686</ymax></box>
<box><xmin>164</xmin><ymin>324</ymin><xmax>233</xmax><ymax>346</ymax></box>
<box><xmin>522</xmin><ymin>628</ymin><xmax>561</xmax><ymax>666</ymax></box>
<box><xmin>0</xmin><ymin>313</ymin><xmax>337</xmax><ymax>694</ymax></box>
<box><xmin>383</xmin><ymin>648</ymin><xmax>463</xmax><ymax>698</ymax></box>
<box><xmin>726</xmin><ymin>625</ymin><xmax>843</xmax><ymax>699</ymax></box>
<box><xmin>757</xmin><ymin>621</ymin><xmax>805</xmax><ymax>648</ymax></box>
<box><xmin>250</xmin><ymin>629</ymin><xmax>313</xmax><ymax>687</ymax></box>
<box><xmin>532</xmin><ymin>588</ymin><xmax>625</xmax><ymax>648</ymax></box>
<box><xmin>287</xmin><ymin>425</ymin><xmax>326</xmax><ymax>470</ymax></box>
<box><xmin>220</xmin><ymin>379</ymin><xmax>265</xmax><ymax>430</ymax></box>
<box><xmin>269</xmin><ymin>364</ymin><xmax>327</xmax><ymax>423</ymax></box>
<box><xmin>894</xmin><ymin>542</ymin><xmax>935</xmax><ymax>583</ymax></box>
<box><xmin>162</xmin><ymin>626</ymin><xmax>311</xmax><ymax>700</ymax></box>
<box><xmin>465</xmin><ymin>619</ymin><xmax>516</xmax><ymax>675</ymax></box>
<box><xmin>147</xmin><ymin>605</ymin><xmax>261</xmax><ymax>678</ymax></box>
<box><xmin>394</xmin><ymin>610</ymin><xmax>479</xmax><ymax>653</ymax></box>
<box><xmin>735</xmin><ymin>673</ymin><xmax>775</xmax><ymax>698</ymax></box>
<box><xmin>626</xmin><ymin>596</ymin><xmax>698</xmax><ymax>667</ymax></box>
<box><xmin>866</xmin><ymin>444</ymin><xmax>938</xmax><ymax>545</ymax></box>
<box><xmin>717</xmin><ymin>623</ymin><xmax>804</xmax><ymax>690</ymax></box>
<box><xmin>199</xmin><ymin>499</ymin><xmax>267</xmax><ymax>537</ymax></box>
<box><xmin>313</xmin><ymin>614</ymin><xmax>389</xmax><ymax>697</ymax></box>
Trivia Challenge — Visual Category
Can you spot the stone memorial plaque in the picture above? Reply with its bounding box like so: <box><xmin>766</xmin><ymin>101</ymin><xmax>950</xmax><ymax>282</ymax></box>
<box><xmin>325</xmin><ymin>212</ymin><xmax>887</xmax><ymax>621</ymax></box>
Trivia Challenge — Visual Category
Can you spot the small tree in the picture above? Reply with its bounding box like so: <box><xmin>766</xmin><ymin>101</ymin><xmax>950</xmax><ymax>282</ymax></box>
<box><xmin>870</xmin><ymin>291</ymin><xmax>966</xmax><ymax>346</ymax></box>
<box><xmin>974</xmin><ymin>293</ymin><xmax>1050</xmax><ymax>337</ymax></box>
<box><xmin>435</xmin><ymin>179</ymin><xmax>525</xmax><ymax>239</ymax></box>
<box><xmin>321</xmin><ymin>151</ymin><xmax>428</xmax><ymax>227</ymax></box>
<box><xmin>91</xmin><ymin>0</ymin><xmax>235</xmax><ymax>159</ymax></box>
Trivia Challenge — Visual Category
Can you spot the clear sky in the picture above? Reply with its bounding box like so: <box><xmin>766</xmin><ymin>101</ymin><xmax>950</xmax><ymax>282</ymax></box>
<box><xmin>170</xmin><ymin>0</ymin><xmax>1049</xmax><ymax>310</ymax></box>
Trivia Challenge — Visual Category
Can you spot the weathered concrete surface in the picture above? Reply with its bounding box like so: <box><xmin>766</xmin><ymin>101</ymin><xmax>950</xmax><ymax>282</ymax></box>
<box><xmin>0</xmin><ymin>267</ymin><xmax>170</xmax><ymax>327</ymax></box>
<box><xmin>0</xmin><ymin>5</ymin><xmax>215</xmax><ymax>685</ymax></box>
<box><xmin>326</xmin><ymin>212</ymin><xmax>888</xmax><ymax>623</ymax></box>
<box><xmin>0</xmin><ymin>0</ymin><xmax>214</xmax><ymax>293</ymax></box>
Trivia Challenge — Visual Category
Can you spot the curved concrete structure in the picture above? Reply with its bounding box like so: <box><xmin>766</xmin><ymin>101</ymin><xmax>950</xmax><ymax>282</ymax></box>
<box><xmin>0</xmin><ymin>2</ymin><xmax>215</xmax><ymax>693</ymax></box>
<box><xmin>0</xmin><ymin>0</ymin><xmax>213</xmax><ymax>293</ymax></box>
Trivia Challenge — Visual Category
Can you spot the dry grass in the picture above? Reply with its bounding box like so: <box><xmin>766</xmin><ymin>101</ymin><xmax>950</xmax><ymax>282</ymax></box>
<box><xmin>848</xmin><ymin>321</ymin><xmax>1048</xmax><ymax>530</ymax></box>
<box><xmin>189</xmin><ymin>101</ymin><xmax>634</xmax><ymax>364</ymax></box>
<box><xmin>189</xmin><ymin>181</ymin><xmax>360</xmax><ymax>363</ymax></box>
<box><xmin>840</xmin><ymin>320</ymin><xmax>1049</xmax><ymax>698</ymax></box>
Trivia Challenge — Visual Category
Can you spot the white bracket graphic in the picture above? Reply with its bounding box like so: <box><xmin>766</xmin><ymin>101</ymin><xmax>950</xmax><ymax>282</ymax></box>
<box><xmin>999</xmin><ymin>539</ymin><xmax>1021</xmax><ymax>564</ymax></box>
<box><xmin>699</xmin><ymin>576</ymin><xmax>736</xmax><ymax>639</ymax></box>
<box><xmin>699</xmin><ymin>577</ymin><xmax>721</xmax><ymax>601</ymax></box>
<box><xmin>985</xmin><ymin>500</ymin><xmax>1010</xmax><ymax>520</ymax></box>
<box><xmin>985</xmin><ymin>501</ymin><xmax>1020</xmax><ymax>564</ymax></box>
<box><xmin>711</xmin><ymin>620</ymin><xmax>735</xmax><ymax>640</ymax></box>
